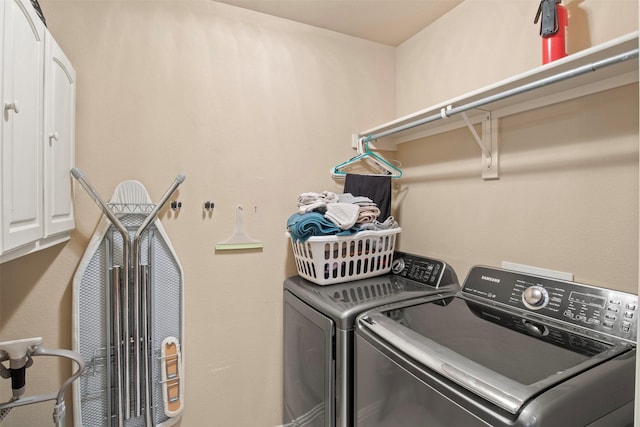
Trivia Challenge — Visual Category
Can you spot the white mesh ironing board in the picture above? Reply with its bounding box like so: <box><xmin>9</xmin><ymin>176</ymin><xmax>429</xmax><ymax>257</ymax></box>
<box><xmin>72</xmin><ymin>180</ymin><xmax>184</xmax><ymax>427</ymax></box>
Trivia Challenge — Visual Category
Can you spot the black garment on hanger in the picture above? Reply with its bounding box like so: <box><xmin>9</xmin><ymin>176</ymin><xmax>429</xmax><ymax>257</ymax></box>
<box><xmin>344</xmin><ymin>174</ymin><xmax>392</xmax><ymax>221</ymax></box>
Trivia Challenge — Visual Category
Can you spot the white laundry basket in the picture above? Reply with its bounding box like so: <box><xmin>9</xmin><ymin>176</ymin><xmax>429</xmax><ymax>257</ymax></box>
<box><xmin>288</xmin><ymin>228</ymin><xmax>401</xmax><ymax>285</ymax></box>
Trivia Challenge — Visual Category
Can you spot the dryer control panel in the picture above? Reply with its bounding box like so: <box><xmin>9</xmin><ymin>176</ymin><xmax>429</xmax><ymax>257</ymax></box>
<box><xmin>462</xmin><ymin>266</ymin><xmax>638</xmax><ymax>343</ymax></box>
<box><xmin>391</xmin><ymin>252</ymin><xmax>447</xmax><ymax>288</ymax></box>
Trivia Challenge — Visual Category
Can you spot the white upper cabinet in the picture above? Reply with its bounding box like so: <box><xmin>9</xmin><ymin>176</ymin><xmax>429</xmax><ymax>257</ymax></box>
<box><xmin>0</xmin><ymin>0</ymin><xmax>76</xmax><ymax>263</ymax></box>
<box><xmin>1</xmin><ymin>0</ymin><xmax>46</xmax><ymax>253</ymax></box>
<box><xmin>43</xmin><ymin>33</ymin><xmax>76</xmax><ymax>238</ymax></box>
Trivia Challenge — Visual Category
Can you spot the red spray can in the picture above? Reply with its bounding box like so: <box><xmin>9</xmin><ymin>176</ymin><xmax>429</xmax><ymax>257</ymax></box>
<box><xmin>534</xmin><ymin>0</ymin><xmax>568</xmax><ymax>64</ymax></box>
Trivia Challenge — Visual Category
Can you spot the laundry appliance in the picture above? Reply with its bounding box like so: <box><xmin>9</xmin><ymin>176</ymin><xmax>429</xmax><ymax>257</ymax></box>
<box><xmin>283</xmin><ymin>251</ymin><xmax>459</xmax><ymax>427</ymax></box>
<box><xmin>356</xmin><ymin>265</ymin><xmax>637</xmax><ymax>426</ymax></box>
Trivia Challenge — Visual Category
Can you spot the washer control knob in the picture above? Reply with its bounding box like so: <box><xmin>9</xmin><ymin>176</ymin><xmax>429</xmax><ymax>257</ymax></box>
<box><xmin>523</xmin><ymin>286</ymin><xmax>548</xmax><ymax>310</ymax></box>
<box><xmin>391</xmin><ymin>258</ymin><xmax>405</xmax><ymax>275</ymax></box>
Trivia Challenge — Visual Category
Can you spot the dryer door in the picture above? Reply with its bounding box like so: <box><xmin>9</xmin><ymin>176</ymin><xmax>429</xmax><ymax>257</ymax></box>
<box><xmin>284</xmin><ymin>290</ymin><xmax>335</xmax><ymax>427</ymax></box>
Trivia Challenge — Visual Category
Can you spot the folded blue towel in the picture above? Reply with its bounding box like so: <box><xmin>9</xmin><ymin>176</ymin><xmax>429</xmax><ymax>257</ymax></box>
<box><xmin>287</xmin><ymin>212</ymin><xmax>360</xmax><ymax>243</ymax></box>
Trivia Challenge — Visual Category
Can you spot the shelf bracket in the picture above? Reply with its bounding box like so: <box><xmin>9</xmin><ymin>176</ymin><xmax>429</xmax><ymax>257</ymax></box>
<box><xmin>460</xmin><ymin>110</ymin><xmax>499</xmax><ymax>180</ymax></box>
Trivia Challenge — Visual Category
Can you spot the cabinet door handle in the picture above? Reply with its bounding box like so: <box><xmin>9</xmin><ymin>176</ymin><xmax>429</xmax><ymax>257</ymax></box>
<box><xmin>49</xmin><ymin>132</ymin><xmax>59</xmax><ymax>143</ymax></box>
<box><xmin>4</xmin><ymin>101</ymin><xmax>19</xmax><ymax>114</ymax></box>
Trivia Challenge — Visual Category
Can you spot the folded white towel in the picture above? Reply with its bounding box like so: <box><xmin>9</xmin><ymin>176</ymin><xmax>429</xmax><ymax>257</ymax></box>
<box><xmin>298</xmin><ymin>191</ymin><xmax>338</xmax><ymax>205</ymax></box>
<box><xmin>298</xmin><ymin>191</ymin><xmax>340</xmax><ymax>213</ymax></box>
<box><xmin>357</xmin><ymin>205</ymin><xmax>381</xmax><ymax>224</ymax></box>
<box><xmin>360</xmin><ymin>216</ymin><xmax>399</xmax><ymax>231</ymax></box>
<box><xmin>339</xmin><ymin>193</ymin><xmax>373</xmax><ymax>205</ymax></box>
<box><xmin>324</xmin><ymin>203</ymin><xmax>360</xmax><ymax>230</ymax></box>
<box><xmin>298</xmin><ymin>201</ymin><xmax>327</xmax><ymax>214</ymax></box>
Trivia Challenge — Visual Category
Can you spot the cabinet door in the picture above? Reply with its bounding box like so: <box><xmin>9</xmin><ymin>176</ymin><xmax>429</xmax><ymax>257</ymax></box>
<box><xmin>43</xmin><ymin>33</ymin><xmax>76</xmax><ymax>237</ymax></box>
<box><xmin>1</xmin><ymin>0</ymin><xmax>45</xmax><ymax>252</ymax></box>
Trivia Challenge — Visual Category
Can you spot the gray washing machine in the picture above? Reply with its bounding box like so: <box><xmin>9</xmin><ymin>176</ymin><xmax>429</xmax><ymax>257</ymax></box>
<box><xmin>355</xmin><ymin>265</ymin><xmax>637</xmax><ymax>426</ymax></box>
<box><xmin>283</xmin><ymin>251</ymin><xmax>460</xmax><ymax>427</ymax></box>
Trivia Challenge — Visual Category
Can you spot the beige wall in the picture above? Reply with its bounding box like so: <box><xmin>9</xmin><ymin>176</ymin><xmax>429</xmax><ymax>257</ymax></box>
<box><xmin>0</xmin><ymin>1</ymin><xmax>394</xmax><ymax>425</ymax></box>
<box><xmin>395</xmin><ymin>0</ymin><xmax>639</xmax><ymax>293</ymax></box>
<box><xmin>0</xmin><ymin>0</ymin><xmax>637</xmax><ymax>426</ymax></box>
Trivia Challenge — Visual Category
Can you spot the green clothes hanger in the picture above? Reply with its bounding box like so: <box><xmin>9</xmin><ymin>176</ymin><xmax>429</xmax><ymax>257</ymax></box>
<box><xmin>331</xmin><ymin>136</ymin><xmax>403</xmax><ymax>179</ymax></box>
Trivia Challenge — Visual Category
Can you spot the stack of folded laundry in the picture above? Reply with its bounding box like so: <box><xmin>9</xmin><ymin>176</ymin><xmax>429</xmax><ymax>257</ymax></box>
<box><xmin>287</xmin><ymin>191</ymin><xmax>399</xmax><ymax>243</ymax></box>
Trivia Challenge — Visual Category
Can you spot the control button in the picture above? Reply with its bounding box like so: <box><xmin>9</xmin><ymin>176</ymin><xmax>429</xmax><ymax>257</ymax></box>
<box><xmin>621</xmin><ymin>321</ymin><xmax>631</xmax><ymax>333</ymax></box>
<box><xmin>626</xmin><ymin>302</ymin><xmax>637</xmax><ymax>311</ymax></box>
<box><xmin>603</xmin><ymin>321</ymin><xmax>614</xmax><ymax>329</ymax></box>
<box><xmin>523</xmin><ymin>286</ymin><xmax>549</xmax><ymax>310</ymax></box>
<box><xmin>609</xmin><ymin>299</ymin><xmax>621</xmax><ymax>305</ymax></box>
<box><xmin>391</xmin><ymin>258</ymin><xmax>405</xmax><ymax>275</ymax></box>
<box><xmin>624</xmin><ymin>310</ymin><xmax>635</xmax><ymax>319</ymax></box>
<box><xmin>587</xmin><ymin>318</ymin><xmax>600</xmax><ymax>325</ymax></box>
<box><xmin>563</xmin><ymin>310</ymin><xmax>574</xmax><ymax>318</ymax></box>
<box><xmin>605</xmin><ymin>313</ymin><xmax>617</xmax><ymax>321</ymax></box>
<box><xmin>607</xmin><ymin>306</ymin><xmax>620</xmax><ymax>313</ymax></box>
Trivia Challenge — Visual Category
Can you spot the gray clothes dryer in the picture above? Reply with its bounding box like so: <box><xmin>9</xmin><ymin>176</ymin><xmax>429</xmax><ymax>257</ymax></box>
<box><xmin>283</xmin><ymin>251</ymin><xmax>459</xmax><ymax>427</ymax></box>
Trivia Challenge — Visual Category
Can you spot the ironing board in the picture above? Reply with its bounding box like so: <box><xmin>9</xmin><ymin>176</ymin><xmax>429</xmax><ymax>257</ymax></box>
<box><xmin>72</xmin><ymin>180</ymin><xmax>184</xmax><ymax>427</ymax></box>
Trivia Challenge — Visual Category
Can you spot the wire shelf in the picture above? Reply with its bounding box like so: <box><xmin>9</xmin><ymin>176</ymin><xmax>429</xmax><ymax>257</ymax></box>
<box><xmin>107</xmin><ymin>203</ymin><xmax>156</xmax><ymax>215</ymax></box>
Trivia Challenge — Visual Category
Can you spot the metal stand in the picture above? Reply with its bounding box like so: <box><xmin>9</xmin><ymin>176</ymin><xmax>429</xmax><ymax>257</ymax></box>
<box><xmin>0</xmin><ymin>339</ymin><xmax>85</xmax><ymax>427</ymax></box>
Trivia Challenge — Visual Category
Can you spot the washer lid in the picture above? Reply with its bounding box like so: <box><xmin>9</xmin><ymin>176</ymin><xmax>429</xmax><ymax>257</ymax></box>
<box><xmin>284</xmin><ymin>274</ymin><xmax>457</xmax><ymax>329</ymax></box>
<box><xmin>358</xmin><ymin>296</ymin><xmax>633</xmax><ymax>414</ymax></box>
